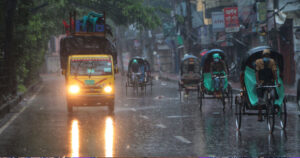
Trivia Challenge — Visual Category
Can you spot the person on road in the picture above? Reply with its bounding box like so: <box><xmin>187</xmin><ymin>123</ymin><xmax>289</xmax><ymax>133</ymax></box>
<box><xmin>255</xmin><ymin>49</ymin><xmax>280</xmax><ymax>121</ymax></box>
<box><xmin>210</xmin><ymin>53</ymin><xmax>228</xmax><ymax>95</ymax></box>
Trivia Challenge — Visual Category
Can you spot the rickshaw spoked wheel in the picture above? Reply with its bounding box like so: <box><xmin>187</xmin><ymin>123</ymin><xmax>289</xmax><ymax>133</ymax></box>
<box><xmin>235</xmin><ymin>96</ymin><xmax>242</xmax><ymax>130</ymax></box>
<box><xmin>67</xmin><ymin>99</ymin><xmax>73</xmax><ymax>113</ymax></box>
<box><xmin>108</xmin><ymin>100</ymin><xmax>115</xmax><ymax>114</ymax></box>
<box><xmin>279</xmin><ymin>98</ymin><xmax>287</xmax><ymax>130</ymax></box>
<box><xmin>199</xmin><ymin>91</ymin><xmax>203</xmax><ymax>111</ymax></box>
<box><xmin>67</xmin><ymin>104</ymin><xmax>73</xmax><ymax>113</ymax></box>
<box><xmin>125</xmin><ymin>82</ymin><xmax>128</xmax><ymax>96</ymax></box>
<box><xmin>221</xmin><ymin>90</ymin><xmax>226</xmax><ymax>111</ymax></box>
<box><xmin>266</xmin><ymin>100</ymin><xmax>276</xmax><ymax>133</ymax></box>
<box><xmin>229</xmin><ymin>86</ymin><xmax>233</xmax><ymax>109</ymax></box>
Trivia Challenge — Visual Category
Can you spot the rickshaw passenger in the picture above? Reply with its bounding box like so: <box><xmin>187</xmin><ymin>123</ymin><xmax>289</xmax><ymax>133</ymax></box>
<box><xmin>255</xmin><ymin>49</ymin><xmax>280</xmax><ymax>121</ymax></box>
<box><xmin>210</xmin><ymin>53</ymin><xmax>228</xmax><ymax>92</ymax></box>
<box><xmin>131</xmin><ymin>59</ymin><xmax>140</xmax><ymax>73</ymax></box>
<box><xmin>130</xmin><ymin>59</ymin><xmax>140</xmax><ymax>82</ymax></box>
<box><xmin>130</xmin><ymin>59</ymin><xmax>145</xmax><ymax>83</ymax></box>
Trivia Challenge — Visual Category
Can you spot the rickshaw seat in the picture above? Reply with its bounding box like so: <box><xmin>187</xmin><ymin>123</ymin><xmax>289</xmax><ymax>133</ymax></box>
<box><xmin>244</xmin><ymin>66</ymin><xmax>285</xmax><ymax>106</ymax></box>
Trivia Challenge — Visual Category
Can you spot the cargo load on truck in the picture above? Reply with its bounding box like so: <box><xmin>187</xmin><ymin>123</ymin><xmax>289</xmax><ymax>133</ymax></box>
<box><xmin>60</xmin><ymin>11</ymin><xmax>117</xmax><ymax>70</ymax></box>
<box><xmin>60</xmin><ymin>35</ymin><xmax>117</xmax><ymax>70</ymax></box>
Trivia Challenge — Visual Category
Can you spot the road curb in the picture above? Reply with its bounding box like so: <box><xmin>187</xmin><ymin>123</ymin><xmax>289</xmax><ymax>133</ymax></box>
<box><xmin>0</xmin><ymin>79</ymin><xmax>42</xmax><ymax>118</ymax></box>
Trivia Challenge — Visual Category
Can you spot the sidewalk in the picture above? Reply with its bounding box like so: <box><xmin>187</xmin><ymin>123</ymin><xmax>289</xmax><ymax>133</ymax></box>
<box><xmin>0</xmin><ymin>78</ymin><xmax>42</xmax><ymax>118</ymax></box>
<box><xmin>156</xmin><ymin>72</ymin><xmax>297</xmax><ymax>102</ymax></box>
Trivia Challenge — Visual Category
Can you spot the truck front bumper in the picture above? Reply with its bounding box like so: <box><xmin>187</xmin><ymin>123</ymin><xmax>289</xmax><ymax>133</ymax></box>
<box><xmin>67</xmin><ymin>94</ymin><xmax>114</xmax><ymax>106</ymax></box>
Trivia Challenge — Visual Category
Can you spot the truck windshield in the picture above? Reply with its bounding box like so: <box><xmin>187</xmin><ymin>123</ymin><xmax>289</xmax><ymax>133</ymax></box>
<box><xmin>70</xmin><ymin>58</ymin><xmax>112</xmax><ymax>76</ymax></box>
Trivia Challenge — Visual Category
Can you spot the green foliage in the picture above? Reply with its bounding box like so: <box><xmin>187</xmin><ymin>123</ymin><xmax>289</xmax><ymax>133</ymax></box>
<box><xmin>69</xmin><ymin>0</ymin><xmax>161</xmax><ymax>29</ymax></box>
<box><xmin>17</xmin><ymin>84</ymin><xmax>27</xmax><ymax>93</ymax></box>
<box><xmin>1</xmin><ymin>0</ymin><xmax>163</xmax><ymax>93</ymax></box>
<box><xmin>175</xmin><ymin>15</ymin><xmax>184</xmax><ymax>24</ymax></box>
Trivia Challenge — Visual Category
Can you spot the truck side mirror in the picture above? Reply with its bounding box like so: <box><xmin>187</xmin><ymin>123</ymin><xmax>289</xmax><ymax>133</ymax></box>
<box><xmin>114</xmin><ymin>67</ymin><xmax>118</xmax><ymax>74</ymax></box>
<box><xmin>61</xmin><ymin>69</ymin><xmax>66</xmax><ymax>75</ymax></box>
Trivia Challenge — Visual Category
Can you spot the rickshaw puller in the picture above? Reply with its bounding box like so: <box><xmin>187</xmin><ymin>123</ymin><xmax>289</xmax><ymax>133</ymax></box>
<box><xmin>210</xmin><ymin>53</ymin><xmax>228</xmax><ymax>96</ymax></box>
<box><xmin>255</xmin><ymin>49</ymin><xmax>280</xmax><ymax>121</ymax></box>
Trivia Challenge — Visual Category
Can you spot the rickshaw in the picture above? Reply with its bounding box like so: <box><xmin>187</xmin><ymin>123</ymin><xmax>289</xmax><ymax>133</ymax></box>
<box><xmin>178</xmin><ymin>54</ymin><xmax>201</xmax><ymax>100</ymax></box>
<box><xmin>199</xmin><ymin>49</ymin><xmax>233</xmax><ymax>111</ymax></box>
<box><xmin>126</xmin><ymin>57</ymin><xmax>152</xmax><ymax>95</ymax></box>
<box><xmin>235</xmin><ymin>46</ymin><xmax>287</xmax><ymax>133</ymax></box>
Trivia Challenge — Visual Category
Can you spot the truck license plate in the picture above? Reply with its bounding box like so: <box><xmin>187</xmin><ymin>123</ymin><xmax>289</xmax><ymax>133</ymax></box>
<box><xmin>85</xmin><ymin>80</ymin><xmax>95</xmax><ymax>85</ymax></box>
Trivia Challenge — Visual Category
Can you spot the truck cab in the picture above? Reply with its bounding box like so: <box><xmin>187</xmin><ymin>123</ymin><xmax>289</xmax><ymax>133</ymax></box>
<box><xmin>66</xmin><ymin>54</ymin><xmax>115</xmax><ymax>112</ymax></box>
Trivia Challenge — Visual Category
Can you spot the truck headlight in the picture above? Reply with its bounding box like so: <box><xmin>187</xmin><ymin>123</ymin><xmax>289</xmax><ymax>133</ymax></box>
<box><xmin>104</xmin><ymin>86</ymin><xmax>112</xmax><ymax>93</ymax></box>
<box><xmin>69</xmin><ymin>85</ymin><xmax>80</xmax><ymax>94</ymax></box>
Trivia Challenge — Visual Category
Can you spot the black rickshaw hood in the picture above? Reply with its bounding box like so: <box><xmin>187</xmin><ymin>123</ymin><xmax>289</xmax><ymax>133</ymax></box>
<box><xmin>200</xmin><ymin>49</ymin><xmax>226</xmax><ymax>73</ymax></box>
<box><xmin>128</xmin><ymin>56</ymin><xmax>150</xmax><ymax>71</ymax></box>
<box><xmin>241</xmin><ymin>46</ymin><xmax>284</xmax><ymax>73</ymax></box>
<box><xmin>181</xmin><ymin>54</ymin><xmax>199</xmax><ymax>62</ymax></box>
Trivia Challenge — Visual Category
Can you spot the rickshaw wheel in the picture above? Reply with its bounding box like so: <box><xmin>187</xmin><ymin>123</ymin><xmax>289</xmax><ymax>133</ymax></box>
<box><xmin>125</xmin><ymin>82</ymin><xmax>128</xmax><ymax>96</ymax></box>
<box><xmin>279</xmin><ymin>98</ymin><xmax>287</xmax><ymax>130</ymax></box>
<box><xmin>221</xmin><ymin>91</ymin><xmax>226</xmax><ymax>111</ymax></box>
<box><xmin>235</xmin><ymin>96</ymin><xmax>242</xmax><ymax>130</ymax></box>
<box><xmin>229</xmin><ymin>86</ymin><xmax>233</xmax><ymax>109</ymax></box>
<box><xmin>108</xmin><ymin>100</ymin><xmax>115</xmax><ymax>114</ymax></box>
<box><xmin>67</xmin><ymin>104</ymin><xmax>73</xmax><ymax>113</ymax></box>
<box><xmin>266</xmin><ymin>101</ymin><xmax>276</xmax><ymax>133</ymax></box>
<box><xmin>67</xmin><ymin>99</ymin><xmax>73</xmax><ymax>113</ymax></box>
<box><xmin>199</xmin><ymin>91</ymin><xmax>203</xmax><ymax>111</ymax></box>
<box><xmin>135</xmin><ymin>84</ymin><xmax>139</xmax><ymax>95</ymax></box>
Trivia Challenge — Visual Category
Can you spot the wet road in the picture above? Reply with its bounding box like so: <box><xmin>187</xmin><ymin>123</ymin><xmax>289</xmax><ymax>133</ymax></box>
<box><xmin>0</xmin><ymin>74</ymin><xmax>299</xmax><ymax>156</ymax></box>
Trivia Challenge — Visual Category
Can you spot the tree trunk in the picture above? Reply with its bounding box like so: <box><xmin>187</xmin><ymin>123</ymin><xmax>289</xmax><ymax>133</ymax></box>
<box><xmin>4</xmin><ymin>0</ymin><xmax>17</xmax><ymax>95</ymax></box>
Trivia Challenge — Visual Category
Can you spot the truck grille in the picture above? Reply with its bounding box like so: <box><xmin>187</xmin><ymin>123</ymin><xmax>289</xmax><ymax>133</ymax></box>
<box><xmin>81</xmin><ymin>85</ymin><xmax>102</xmax><ymax>94</ymax></box>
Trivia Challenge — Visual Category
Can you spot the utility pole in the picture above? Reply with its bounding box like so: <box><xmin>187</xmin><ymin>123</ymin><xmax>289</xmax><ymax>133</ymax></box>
<box><xmin>173</xmin><ymin>0</ymin><xmax>179</xmax><ymax>73</ymax></box>
<box><xmin>116</xmin><ymin>27</ymin><xmax>125</xmax><ymax>75</ymax></box>
<box><xmin>185</xmin><ymin>0</ymin><xmax>193</xmax><ymax>53</ymax></box>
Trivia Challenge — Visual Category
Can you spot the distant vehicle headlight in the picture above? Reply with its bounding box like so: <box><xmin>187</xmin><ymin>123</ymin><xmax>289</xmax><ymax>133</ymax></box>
<box><xmin>104</xmin><ymin>86</ymin><xmax>112</xmax><ymax>93</ymax></box>
<box><xmin>69</xmin><ymin>85</ymin><xmax>80</xmax><ymax>94</ymax></box>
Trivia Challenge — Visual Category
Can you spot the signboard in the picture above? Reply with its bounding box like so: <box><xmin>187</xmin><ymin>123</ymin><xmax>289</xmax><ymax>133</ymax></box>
<box><xmin>224</xmin><ymin>7</ymin><xmax>240</xmax><ymax>33</ymax></box>
<box><xmin>237</xmin><ymin>0</ymin><xmax>255</xmax><ymax>24</ymax></box>
<box><xmin>256</xmin><ymin>2</ymin><xmax>267</xmax><ymax>22</ymax></box>
<box><xmin>212</xmin><ymin>12</ymin><xmax>225</xmax><ymax>32</ymax></box>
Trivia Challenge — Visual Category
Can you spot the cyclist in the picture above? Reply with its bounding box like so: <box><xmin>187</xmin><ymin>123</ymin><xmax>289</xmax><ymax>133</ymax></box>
<box><xmin>255</xmin><ymin>49</ymin><xmax>280</xmax><ymax>121</ymax></box>
<box><xmin>210</xmin><ymin>53</ymin><xmax>228</xmax><ymax>95</ymax></box>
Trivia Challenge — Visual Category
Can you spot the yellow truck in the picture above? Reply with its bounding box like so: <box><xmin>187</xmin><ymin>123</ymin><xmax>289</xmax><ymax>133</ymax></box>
<box><xmin>60</xmin><ymin>35</ymin><xmax>117</xmax><ymax>113</ymax></box>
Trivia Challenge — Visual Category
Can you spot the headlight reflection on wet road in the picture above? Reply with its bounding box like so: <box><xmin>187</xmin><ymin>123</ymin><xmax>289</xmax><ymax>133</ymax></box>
<box><xmin>71</xmin><ymin>119</ymin><xmax>79</xmax><ymax>157</ymax></box>
<box><xmin>105</xmin><ymin>116</ymin><xmax>114</xmax><ymax>157</ymax></box>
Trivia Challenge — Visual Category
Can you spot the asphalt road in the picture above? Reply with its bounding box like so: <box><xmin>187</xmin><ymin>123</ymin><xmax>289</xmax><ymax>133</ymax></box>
<box><xmin>0</xmin><ymin>74</ymin><xmax>299</xmax><ymax>157</ymax></box>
